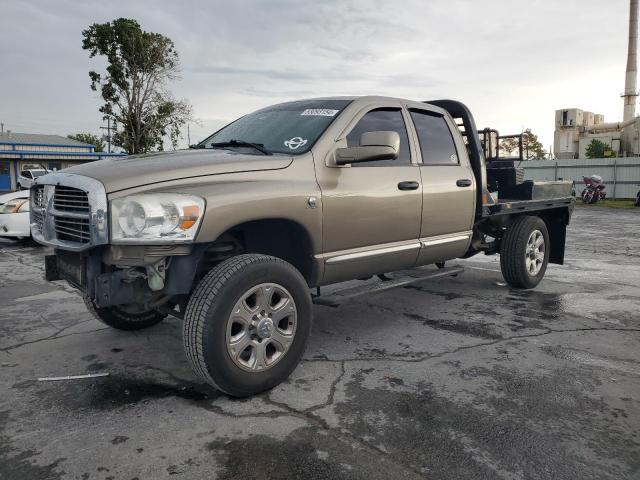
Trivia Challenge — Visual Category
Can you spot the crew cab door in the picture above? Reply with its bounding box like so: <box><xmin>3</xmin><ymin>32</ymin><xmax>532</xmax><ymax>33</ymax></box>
<box><xmin>407</xmin><ymin>106</ymin><xmax>476</xmax><ymax>265</ymax></box>
<box><xmin>315</xmin><ymin>103</ymin><xmax>423</xmax><ymax>284</ymax></box>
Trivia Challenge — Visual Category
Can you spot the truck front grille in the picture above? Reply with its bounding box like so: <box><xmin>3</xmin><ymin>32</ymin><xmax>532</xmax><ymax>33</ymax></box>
<box><xmin>32</xmin><ymin>209</ymin><xmax>45</xmax><ymax>230</ymax></box>
<box><xmin>30</xmin><ymin>174</ymin><xmax>109</xmax><ymax>251</ymax></box>
<box><xmin>33</xmin><ymin>186</ymin><xmax>46</xmax><ymax>208</ymax></box>
<box><xmin>54</xmin><ymin>216</ymin><xmax>91</xmax><ymax>243</ymax></box>
<box><xmin>53</xmin><ymin>186</ymin><xmax>90</xmax><ymax>213</ymax></box>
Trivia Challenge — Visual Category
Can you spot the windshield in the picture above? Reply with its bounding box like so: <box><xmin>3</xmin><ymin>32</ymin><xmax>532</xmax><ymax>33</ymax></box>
<box><xmin>32</xmin><ymin>170</ymin><xmax>47</xmax><ymax>177</ymax></box>
<box><xmin>199</xmin><ymin>99</ymin><xmax>352</xmax><ymax>155</ymax></box>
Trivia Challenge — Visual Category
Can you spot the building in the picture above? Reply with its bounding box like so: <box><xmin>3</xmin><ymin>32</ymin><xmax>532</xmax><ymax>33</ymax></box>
<box><xmin>553</xmin><ymin>1</ymin><xmax>640</xmax><ymax>160</ymax></box>
<box><xmin>553</xmin><ymin>109</ymin><xmax>625</xmax><ymax>159</ymax></box>
<box><xmin>0</xmin><ymin>132</ymin><xmax>125</xmax><ymax>191</ymax></box>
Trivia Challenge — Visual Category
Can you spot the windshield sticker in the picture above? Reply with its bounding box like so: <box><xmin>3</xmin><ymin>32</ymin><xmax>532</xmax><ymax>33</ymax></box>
<box><xmin>284</xmin><ymin>137</ymin><xmax>308</xmax><ymax>150</ymax></box>
<box><xmin>300</xmin><ymin>109</ymin><xmax>339</xmax><ymax>117</ymax></box>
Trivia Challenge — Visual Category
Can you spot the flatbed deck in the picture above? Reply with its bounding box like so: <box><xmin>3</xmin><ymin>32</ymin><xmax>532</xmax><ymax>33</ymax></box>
<box><xmin>489</xmin><ymin>197</ymin><xmax>574</xmax><ymax>217</ymax></box>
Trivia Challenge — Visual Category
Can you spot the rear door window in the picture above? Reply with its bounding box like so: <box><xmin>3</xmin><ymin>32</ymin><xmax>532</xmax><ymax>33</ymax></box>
<box><xmin>346</xmin><ymin>108</ymin><xmax>411</xmax><ymax>167</ymax></box>
<box><xmin>410</xmin><ymin>110</ymin><xmax>459</xmax><ymax>165</ymax></box>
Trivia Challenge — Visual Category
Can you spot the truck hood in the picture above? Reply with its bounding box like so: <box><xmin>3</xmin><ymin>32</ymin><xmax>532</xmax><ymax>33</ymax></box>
<box><xmin>61</xmin><ymin>149</ymin><xmax>293</xmax><ymax>193</ymax></box>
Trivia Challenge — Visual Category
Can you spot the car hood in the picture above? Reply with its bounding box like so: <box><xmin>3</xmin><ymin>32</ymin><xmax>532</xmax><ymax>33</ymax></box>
<box><xmin>57</xmin><ymin>149</ymin><xmax>293</xmax><ymax>193</ymax></box>
<box><xmin>0</xmin><ymin>190</ymin><xmax>29</xmax><ymax>204</ymax></box>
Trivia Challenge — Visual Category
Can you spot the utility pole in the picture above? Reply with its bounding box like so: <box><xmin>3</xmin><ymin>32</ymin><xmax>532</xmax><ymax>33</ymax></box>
<box><xmin>1</xmin><ymin>123</ymin><xmax>4</xmax><ymax>134</ymax></box>
<box><xmin>99</xmin><ymin>116</ymin><xmax>116</xmax><ymax>153</ymax></box>
<box><xmin>187</xmin><ymin>123</ymin><xmax>191</xmax><ymax>146</ymax></box>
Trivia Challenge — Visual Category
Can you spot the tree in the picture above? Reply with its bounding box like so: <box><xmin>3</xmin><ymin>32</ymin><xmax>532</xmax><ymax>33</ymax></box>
<box><xmin>499</xmin><ymin>129</ymin><xmax>547</xmax><ymax>160</ymax></box>
<box><xmin>82</xmin><ymin>18</ymin><xmax>193</xmax><ymax>154</ymax></box>
<box><xmin>67</xmin><ymin>132</ymin><xmax>105</xmax><ymax>152</ymax></box>
<box><xmin>585</xmin><ymin>139</ymin><xmax>612</xmax><ymax>159</ymax></box>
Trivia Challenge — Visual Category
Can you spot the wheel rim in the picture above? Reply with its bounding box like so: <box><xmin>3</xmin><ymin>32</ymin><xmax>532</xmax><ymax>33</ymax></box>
<box><xmin>226</xmin><ymin>283</ymin><xmax>297</xmax><ymax>372</ymax></box>
<box><xmin>525</xmin><ymin>229</ymin><xmax>545</xmax><ymax>276</ymax></box>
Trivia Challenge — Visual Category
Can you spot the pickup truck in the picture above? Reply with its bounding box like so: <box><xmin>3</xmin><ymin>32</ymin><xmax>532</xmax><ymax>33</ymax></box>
<box><xmin>31</xmin><ymin>96</ymin><xmax>574</xmax><ymax>396</ymax></box>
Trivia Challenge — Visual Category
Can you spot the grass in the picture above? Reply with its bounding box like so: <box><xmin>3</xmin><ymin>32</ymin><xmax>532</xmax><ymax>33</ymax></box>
<box><xmin>575</xmin><ymin>198</ymin><xmax>639</xmax><ymax>209</ymax></box>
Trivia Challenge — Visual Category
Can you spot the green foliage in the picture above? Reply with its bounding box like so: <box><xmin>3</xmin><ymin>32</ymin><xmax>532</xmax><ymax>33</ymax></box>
<box><xmin>67</xmin><ymin>132</ymin><xmax>105</xmax><ymax>152</ymax></box>
<box><xmin>82</xmin><ymin>18</ymin><xmax>192</xmax><ymax>154</ymax></box>
<box><xmin>585</xmin><ymin>139</ymin><xmax>611</xmax><ymax>159</ymax></box>
<box><xmin>499</xmin><ymin>129</ymin><xmax>547</xmax><ymax>159</ymax></box>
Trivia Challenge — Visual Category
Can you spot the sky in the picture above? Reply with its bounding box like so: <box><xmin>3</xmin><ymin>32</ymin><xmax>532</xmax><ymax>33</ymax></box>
<box><xmin>0</xmin><ymin>0</ymin><xmax>635</xmax><ymax>152</ymax></box>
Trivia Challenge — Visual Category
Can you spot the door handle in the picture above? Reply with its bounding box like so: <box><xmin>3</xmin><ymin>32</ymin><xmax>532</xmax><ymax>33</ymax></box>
<box><xmin>398</xmin><ymin>181</ymin><xmax>420</xmax><ymax>191</ymax></box>
<box><xmin>456</xmin><ymin>178</ymin><xmax>472</xmax><ymax>187</ymax></box>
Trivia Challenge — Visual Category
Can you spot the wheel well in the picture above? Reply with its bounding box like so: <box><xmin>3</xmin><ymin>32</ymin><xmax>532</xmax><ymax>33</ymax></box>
<box><xmin>475</xmin><ymin>208</ymin><xmax>571</xmax><ymax>265</ymax></box>
<box><xmin>203</xmin><ymin>219</ymin><xmax>316</xmax><ymax>285</ymax></box>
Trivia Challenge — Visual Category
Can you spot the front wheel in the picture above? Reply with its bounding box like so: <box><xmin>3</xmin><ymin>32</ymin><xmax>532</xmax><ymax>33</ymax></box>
<box><xmin>500</xmin><ymin>216</ymin><xmax>550</xmax><ymax>289</ymax></box>
<box><xmin>183</xmin><ymin>254</ymin><xmax>312</xmax><ymax>397</ymax></box>
<box><xmin>84</xmin><ymin>297</ymin><xmax>167</xmax><ymax>330</ymax></box>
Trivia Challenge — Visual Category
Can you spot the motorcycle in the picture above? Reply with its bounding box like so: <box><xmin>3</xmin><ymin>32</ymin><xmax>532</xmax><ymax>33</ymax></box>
<box><xmin>581</xmin><ymin>175</ymin><xmax>607</xmax><ymax>204</ymax></box>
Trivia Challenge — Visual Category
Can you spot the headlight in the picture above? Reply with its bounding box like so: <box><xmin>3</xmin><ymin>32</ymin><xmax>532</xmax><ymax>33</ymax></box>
<box><xmin>0</xmin><ymin>199</ymin><xmax>28</xmax><ymax>214</ymax></box>
<box><xmin>110</xmin><ymin>194</ymin><xmax>205</xmax><ymax>243</ymax></box>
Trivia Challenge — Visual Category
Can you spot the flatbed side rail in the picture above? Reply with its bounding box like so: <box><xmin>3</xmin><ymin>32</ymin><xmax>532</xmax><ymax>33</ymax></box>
<box><xmin>488</xmin><ymin>197</ymin><xmax>574</xmax><ymax>217</ymax></box>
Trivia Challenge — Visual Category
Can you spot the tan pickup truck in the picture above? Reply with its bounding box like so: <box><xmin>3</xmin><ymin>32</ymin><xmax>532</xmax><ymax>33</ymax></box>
<box><xmin>31</xmin><ymin>96</ymin><xmax>574</xmax><ymax>396</ymax></box>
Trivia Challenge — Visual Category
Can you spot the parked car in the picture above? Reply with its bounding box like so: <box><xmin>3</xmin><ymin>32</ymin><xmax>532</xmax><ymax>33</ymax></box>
<box><xmin>33</xmin><ymin>96</ymin><xmax>574</xmax><ymax>396</ymax></box>
<box><xmin>0</xmin><ymin>190</ymin><xmax>31</xmax><ymax>239</ymax></box>
<box><xmin>17</xmin><ymin>168</ymin><xmax>48</xmax><ymax>190</ymax></box>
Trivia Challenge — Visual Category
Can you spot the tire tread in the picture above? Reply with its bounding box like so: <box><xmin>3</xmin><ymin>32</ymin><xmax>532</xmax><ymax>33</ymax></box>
<box><xmin>500</xmin><ymin>215</ymin><xmax>548</xmax><ymax>289</ymax></box>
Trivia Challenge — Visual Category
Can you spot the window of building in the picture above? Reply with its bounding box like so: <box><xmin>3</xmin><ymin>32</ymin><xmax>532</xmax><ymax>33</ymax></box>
<box><xmin>346</xmin><ymin>108</ymin><xmax>411</xmax><ymax>166</ymax></box>
<box><xmin>410</xmin><ymin>110</ymin><xmax>459</xmax><ymax>165</ymax></box>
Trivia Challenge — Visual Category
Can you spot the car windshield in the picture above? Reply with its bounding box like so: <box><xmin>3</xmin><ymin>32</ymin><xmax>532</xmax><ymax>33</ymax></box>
<box><xmin>198</xmin><ymin>99</ymin><xmax>352</xmax><ymax>155</ymax></box>
<box><xmin>32</xmin><ymin>170</ymin><xmax>47</xmax><ymax>177</ymax></box>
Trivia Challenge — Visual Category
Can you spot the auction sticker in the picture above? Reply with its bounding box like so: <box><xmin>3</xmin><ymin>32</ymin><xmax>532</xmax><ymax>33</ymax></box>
<box><xmin>301</xmin><ymin>109</ymin><xmax>339</xmax><ymax>117</ymax></box>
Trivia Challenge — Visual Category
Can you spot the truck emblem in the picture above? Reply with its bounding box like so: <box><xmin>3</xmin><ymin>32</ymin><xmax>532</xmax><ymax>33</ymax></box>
<box><xmin>307</xmin><ymin>196</ymin><xmax>317</xmax><ymax>209</ymax></box>
<box><xmin>284</xmin><ymin>137</ymin><xmax>308</xmax><ymax>150</ymax></box>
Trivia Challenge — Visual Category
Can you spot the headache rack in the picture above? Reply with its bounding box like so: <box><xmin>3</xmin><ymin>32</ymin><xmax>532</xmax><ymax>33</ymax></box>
<box><xmin>424</xmin><ymin>99</ymin><xmax>573</xmax><ymax>218</ymax></box>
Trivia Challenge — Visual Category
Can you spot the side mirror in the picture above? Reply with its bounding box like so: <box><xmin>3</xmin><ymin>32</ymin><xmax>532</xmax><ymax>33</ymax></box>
<box><xmin>335</xmin><ymin>131</ymin><xmax>400</xmax><ymax>165</ymax></box>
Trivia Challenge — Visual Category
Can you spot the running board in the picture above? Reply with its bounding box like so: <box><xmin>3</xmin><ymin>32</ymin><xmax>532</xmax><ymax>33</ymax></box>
<box><xmin>312</xmin><ymin>266</ymin><xmax>464</xmax><ymax>307</ymax></box>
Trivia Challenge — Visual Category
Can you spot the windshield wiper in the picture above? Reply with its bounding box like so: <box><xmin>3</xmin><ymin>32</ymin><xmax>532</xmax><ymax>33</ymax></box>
<box><xmin>208</xmin><ymin>140</ymin><xmax>272</xmax><ymax>155</ymax></box>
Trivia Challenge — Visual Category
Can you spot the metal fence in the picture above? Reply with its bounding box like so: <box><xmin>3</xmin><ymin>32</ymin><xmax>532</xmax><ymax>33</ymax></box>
<box><xmin>521</xmin><ymin>158</ymin><xmax>640</xmax><ymax>199</ymax></box>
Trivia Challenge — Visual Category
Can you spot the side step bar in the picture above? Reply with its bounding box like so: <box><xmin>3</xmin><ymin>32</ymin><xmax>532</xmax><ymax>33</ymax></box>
<box><xmin>312</xmin><ymin>266</ymin><xmax>464</xmax><ymax>307</ymax></box>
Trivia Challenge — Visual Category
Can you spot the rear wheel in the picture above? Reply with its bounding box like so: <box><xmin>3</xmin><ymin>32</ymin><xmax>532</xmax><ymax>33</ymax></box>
<box><xmin>500</xmin><ymin>215</ymin><xmax>550</xmax><ymax>289</ymax></box>
<box><xmin>183</xmin><ymin>254</ymin><xmax>312</xmax><ymax>397</ymax></box>
<box><xmin>84</xmin><ymin>297</ymin><xmax>167</xmax><ymax>331</ymax></box>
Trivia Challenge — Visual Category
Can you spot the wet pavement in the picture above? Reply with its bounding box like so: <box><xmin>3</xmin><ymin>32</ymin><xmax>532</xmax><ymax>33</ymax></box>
<box><xmin>1</xmin><ymin>206</ymin><xmax>639</xmax><ymax>480</ymax></box>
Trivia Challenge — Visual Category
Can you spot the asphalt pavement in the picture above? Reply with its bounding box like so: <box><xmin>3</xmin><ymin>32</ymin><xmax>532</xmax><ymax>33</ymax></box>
<box><xmin>1</xmin><ymin>206</ymin><xmax>639</xmax><ymax>480</ymax></box>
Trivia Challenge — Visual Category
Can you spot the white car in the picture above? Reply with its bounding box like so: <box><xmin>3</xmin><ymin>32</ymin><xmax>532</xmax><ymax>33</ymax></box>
<box><xmin>0</xmin><ymin>190</ymin><xmax>31</xmax><ymax>239</ymax></box>
<box><xmin>17</xmin><ymin>169</ymin><xmax>48</xmax><ymax>190</ymax></box>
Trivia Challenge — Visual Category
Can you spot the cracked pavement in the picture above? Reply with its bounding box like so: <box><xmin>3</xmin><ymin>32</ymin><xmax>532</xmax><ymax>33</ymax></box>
<box><xmin>1</xmin><ymin>206</ymin><xmax>639</xmax><ymax>479</ymax></box>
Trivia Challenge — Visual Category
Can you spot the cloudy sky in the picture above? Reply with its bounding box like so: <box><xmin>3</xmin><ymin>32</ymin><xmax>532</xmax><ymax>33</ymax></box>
<box><xmin>0</xmin><ymin>0</ymin><xmax>634</xmax><ymax>151</ymax></box>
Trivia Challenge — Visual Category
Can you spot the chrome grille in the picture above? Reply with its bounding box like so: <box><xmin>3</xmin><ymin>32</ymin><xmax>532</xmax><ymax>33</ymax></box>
<box><xmin>53</xmin><ymin>186</ymin><xmax>90</xmax><ymax>213</ymax></box>
<box><xmin>32</xmin><ymin>209</ymin><xmax>44</xmax><ymax>230</ymax></box>
<box><xmin>33</xmin><ymin>186</ymin><xmax>45</xmax><ymax>208</ymax></box>
<box><xmin>30</xmin><ymin>173</ymin><xmax>108</xmax><ymax>251</ymax></box>
<box><xmin>54</xmin><ymin>216</ymin><xmax>91</xmax><ymax>243</ymax></box>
